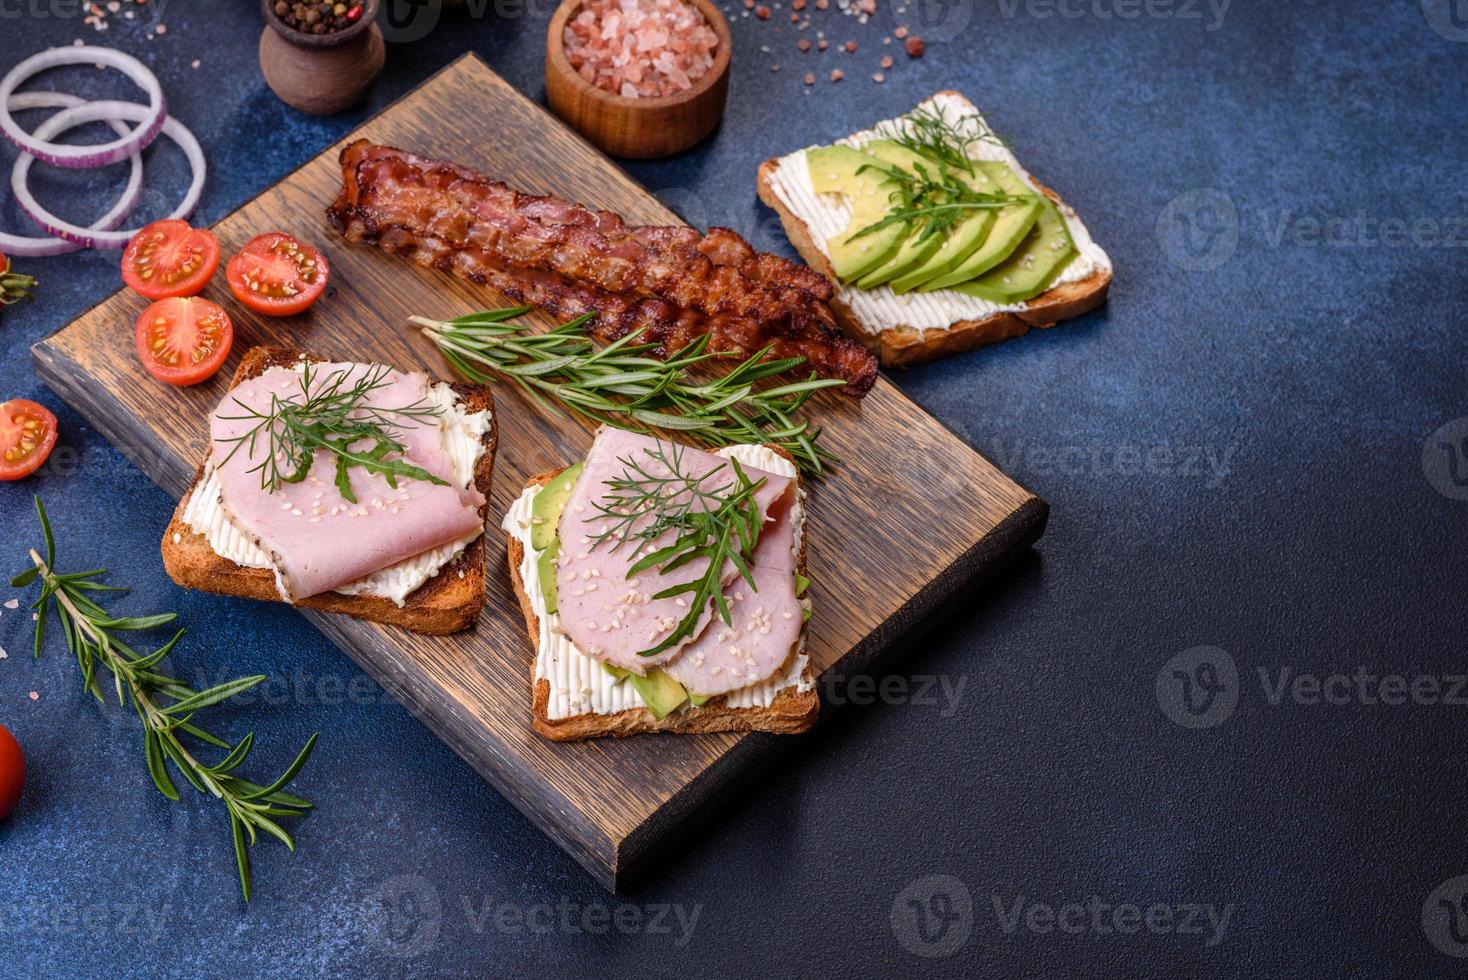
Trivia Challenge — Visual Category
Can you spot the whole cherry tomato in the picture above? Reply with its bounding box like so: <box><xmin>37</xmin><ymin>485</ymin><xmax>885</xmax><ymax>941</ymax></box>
<box><xmin>0</xmin><ymin>724</ymin><xmax>24</xmax><ymax>819</ymax></box>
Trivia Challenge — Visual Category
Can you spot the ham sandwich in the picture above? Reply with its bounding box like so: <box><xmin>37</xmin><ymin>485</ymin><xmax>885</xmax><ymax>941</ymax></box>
<box><xmin>551</xmin><ymin>428</ymin><xmax>804</xmax><ymax>694</ymax></box>
<box><xmin>202</xmin><ymin>360</ymin><xmax>486</xmax><ymax>602</ymax></box>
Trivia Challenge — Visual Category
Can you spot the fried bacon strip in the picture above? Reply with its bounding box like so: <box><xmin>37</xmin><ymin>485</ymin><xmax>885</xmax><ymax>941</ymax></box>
<box><xmin>327</xmin><ymin>141</ymin><xmax>877</xmax><ymax>396</ymax></box>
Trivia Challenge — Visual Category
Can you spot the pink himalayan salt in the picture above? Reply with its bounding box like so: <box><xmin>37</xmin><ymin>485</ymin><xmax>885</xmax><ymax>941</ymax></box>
<box><xmin>564</xmin><ymin>0</ymin><xmax>719</xmax><ymax>99</ymax></box>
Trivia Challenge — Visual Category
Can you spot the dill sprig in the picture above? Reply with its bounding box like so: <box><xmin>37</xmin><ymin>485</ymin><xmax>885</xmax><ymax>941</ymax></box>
<box><xmin>412</xmin><ymin>308</ymin><xmax>843</xmax><ymax>475</ymax></box>
<box><xmin>586</xmin><ymin>442</ymin><xmax>766</xmax><ymax>657</ymax></box>
<box><xmin>215</xmin><ymin>359</ymin><xmax>447</xmax><ymax>505</ymax></box>
<box><xmin>853</xmin><ymin>103</ymin><xmax>1027</xmax><ymax>246</ymax></box>
<box><xmin>889</xmin><ymin>103</ymin><xmax>1006</xmax><ymax>175</ymax></box>
<box><xmin>12</xmin><ymin>497</ymin><xmax>318</xmax><ymax>902</ymax></box>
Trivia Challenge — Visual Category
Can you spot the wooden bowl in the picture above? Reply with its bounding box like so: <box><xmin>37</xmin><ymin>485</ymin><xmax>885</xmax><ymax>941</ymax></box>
<box><xmin>258</xmin><ymin>0</ymin><xmax>386</xmax><ymax>116</ymax></box>
<box><xmin>546</xmin><ymin>0</ymin><xmax>732</xmax><ymax>159</ymax></box>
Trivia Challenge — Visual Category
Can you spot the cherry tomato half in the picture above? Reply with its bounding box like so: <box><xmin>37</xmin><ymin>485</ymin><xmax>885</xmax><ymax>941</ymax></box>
<box><xmin>121</xmin><ymin>219</ymin><xmax>221</xmax><ymax>300</ymax></box>
<box><xmin>0</xmin><ymin>724</ymin><xmax>23</xmax><ymax>820</ymax></box>
<box><xmin>225</xmin><ymin>232</ymin><xmax>330</xmax><ymax>316</ymax></box>
<box><xmin>0</xmin><ymin>399</ymin><xmax>58</xmax><ymax>481</ymax></box>
<box><xmin>135</xmin><ymin>296</ymin><xmax>234</xmax><ymax>386</ymax></box>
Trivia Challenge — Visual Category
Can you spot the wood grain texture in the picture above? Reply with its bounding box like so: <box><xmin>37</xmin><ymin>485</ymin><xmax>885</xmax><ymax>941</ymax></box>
<box><xmin>31</xmin><ymin>54</ymin><xmax>1046</xmax><ymax>892</ymax></box>
<box><xmin>545</xmin><ymin>0</ymin><xmax>731</xmax><ymax>158</ymax></box>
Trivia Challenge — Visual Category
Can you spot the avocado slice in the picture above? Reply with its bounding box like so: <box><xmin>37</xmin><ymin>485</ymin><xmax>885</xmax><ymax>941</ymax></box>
<box><xmin>919</xmin><ymin>161</ymin><xmax>1040</xmax><ymax>292</ymax></box>
<box><xmin>807</xmin><ymin>145</ymin><xmax>905</xmax><ymax>283</ymax></box>
<box><xmin>888</xmin><ymin>163</ymin><xmax>1004</xmax><ymax>294</ymax></box>
<box><xmin>530</xmin><ymin>462</ymin><xmax>583</xmax><ymax>552</ymax></box>
<box><xmin>630</xmin><ymin>669</ymin><xmax>688</xmax><ymax>720</ymax></box>
<box><xmin>954</xmin><ymin>195</ymin><xmax>1077</xmax><ymax>304</ymax></box>
<box><xmin>537</xmin><ymin>539</ymin><xmax>562</xmax><ymax>614</ymax></box>
<box><xmin>851</xmin><ymin>141</ymin><xmax>947</xmax><ymax>290</ymax></box>
<box><xmin>688</xmin><ymin>693</ymin><xmax>711</xmax><ymax>707</ymax></box>
<box><xmin>601</xmin><ymin>663</ymin><xmax>689</xmax><ymax>719</ymax></box>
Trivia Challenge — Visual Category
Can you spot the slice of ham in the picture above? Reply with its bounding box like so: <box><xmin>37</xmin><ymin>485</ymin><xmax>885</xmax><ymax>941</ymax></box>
<box><xmin>210</xmin><ymin>362</ymin><xmax>485</xmax><ymax>600</ymax></box>
<box><xmin>554</xmin><ymin>428</ymin><xmax>793</xmax><ymax>673</ymax></box>
<box><xmin>661</xmin><ymin>485</ymin><xmax>803</xmax><ymax>696</ymax></box>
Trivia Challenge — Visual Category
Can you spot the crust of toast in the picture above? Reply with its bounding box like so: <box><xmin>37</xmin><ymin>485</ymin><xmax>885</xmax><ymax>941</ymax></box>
<box><xmin>160</xmin><ymin>346</ymin><xmax>497</xmax><ymax>636</ymax></box>
<box><xmin>756</xmin><ymin>96</ymin><xmax>1112</xmax><ymax>368</ymax></box>
<box><xmin>508</xmin><ymin>450</ymin><xmax>819</xmax><ymax>741</ymax></box>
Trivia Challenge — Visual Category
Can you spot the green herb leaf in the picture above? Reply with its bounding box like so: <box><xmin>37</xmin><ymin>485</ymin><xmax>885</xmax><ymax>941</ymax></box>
<box><xmin>145</xmin><ymin>731</ymin><xmax>180</xmax><ymax>801</ymax></box>
<box><xmin>35</xmin><ymin>495</ymin><xmax>54</xmax><ymax>567</ymax></box>
<box><xmin>239</xmin><ymin>733</ymin><xmax>319</xmax><ymax>802</ymax></box>
<box><xmin>232</xmin><ymin>814</ymin><xmax>252</xmax><ymax>903</ymax></box>
<box><xmin>160</xmin><ymin>676</ymin><xmax>267</xmax><ymax>716</ymax></box>
<box><xmin>209</xmin><ymin>733</ymin><xmax>255</xmax><ymax>775</ymax></box>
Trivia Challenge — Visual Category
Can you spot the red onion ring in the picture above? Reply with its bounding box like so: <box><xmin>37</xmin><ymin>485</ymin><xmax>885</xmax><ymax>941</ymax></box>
<box><xmin>13</xmin><ymin>100</ymin><xmax>206</xmax><ymax>251</ymax></box>
<box><xmin>0</xmin><ymin>47</ymin><xmax>165</xmax><ymax>170</ymax></box>
<box><xmin>0</xmin><ymin>92</ymin><xmax>145</xmax><ymax>258</ymax></box>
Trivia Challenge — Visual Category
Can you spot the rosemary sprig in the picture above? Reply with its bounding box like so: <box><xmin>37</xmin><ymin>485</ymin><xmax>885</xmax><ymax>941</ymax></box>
<box><xmin>215</xmin><ymin>359</ymin><xmax>447</xmax><ymax>504</ymax></box>
<box><xmin>587</xmin><ymin>442</ymin><xmax>766</xmax><ymax>657</ymax></box>
<box><xmin>412</xmin><ymin>308</ymin><xmax>844</xmax><ymax>475</ymax></box>
<box><xmin>12</xmin><ymin>497</ymin><xmax>318</xmax><ymax>902</ymax></box>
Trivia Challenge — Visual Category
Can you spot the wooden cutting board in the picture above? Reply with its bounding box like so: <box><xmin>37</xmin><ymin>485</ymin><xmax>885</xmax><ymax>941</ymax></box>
<box><xmin>32</xmin><ymin>54</ymin><xmax>1046</xmax><ymax>891</ymax></box>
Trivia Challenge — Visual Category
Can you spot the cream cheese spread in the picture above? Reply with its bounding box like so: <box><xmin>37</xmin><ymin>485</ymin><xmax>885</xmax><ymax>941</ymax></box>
<box><xmin>503</xmin><ymin>443</ymin><xmax>814</xmax><ymax>720</ymax></box>
<box><xmin>766</xmin><ymin>92</ymin><xmax>1112</xmax><ymax>337</ymax></box>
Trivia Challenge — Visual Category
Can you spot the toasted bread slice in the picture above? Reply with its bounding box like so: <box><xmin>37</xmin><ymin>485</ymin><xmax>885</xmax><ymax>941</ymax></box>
<box><xmin>507</xmin><ymin>449</ymin><xmax>819</xmax><ymax>741</ymax></box>
<box><xmin>756</xmin><ymin>91</ymin><xmax>1112</xmax><ymax>368</ymax></box>
<box><xmin>160</xmin><ymin>346</ymin><xmax>497</xmax><ymax>635</ymax></box>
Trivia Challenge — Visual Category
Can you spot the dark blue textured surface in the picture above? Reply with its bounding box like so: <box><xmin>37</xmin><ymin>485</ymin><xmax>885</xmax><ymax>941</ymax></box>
<box><xmin>2</xmin><ymin>1</ymin><xmax>1467</xmax><ymax>975</ymax></box>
